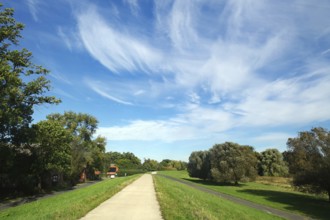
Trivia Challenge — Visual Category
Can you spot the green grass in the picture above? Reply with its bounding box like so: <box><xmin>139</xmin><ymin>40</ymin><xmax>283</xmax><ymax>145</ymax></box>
<box><xmin>0</xmin><ymin>175</ymin><xmax>140</xmax><ymax>220</ymax></box>
<box><xmin>153</xmin><ymin>174</ymin><xmax>283</xmax><ymax>220</ymax></box>
<box><xmin>159</xmin><ymin>171</ymin><xmax>330</xmax><ymax>220</ymax></box>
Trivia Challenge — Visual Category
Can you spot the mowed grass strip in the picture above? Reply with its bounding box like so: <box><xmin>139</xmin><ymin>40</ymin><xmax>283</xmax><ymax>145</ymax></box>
<box><xmin>0</xmin><ymin>175</ymin><xmax>141</xmax><ymax>220</ymax></box>
<box><xmin>153</xmin><ymin>174</ymin><xmax>283</xmax><ymax>220</ymax></box>
<box><xmin>160</xmin><ymin>171</ymin><xmax>330</xmax><ymax>220</ymax></box>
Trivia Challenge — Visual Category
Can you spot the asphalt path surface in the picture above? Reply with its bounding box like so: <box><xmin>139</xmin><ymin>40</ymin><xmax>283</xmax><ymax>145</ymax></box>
<box><xmin>159</xmin><ymin>174</ymin><xmax>310</xmax><ymax>220</ymax></box>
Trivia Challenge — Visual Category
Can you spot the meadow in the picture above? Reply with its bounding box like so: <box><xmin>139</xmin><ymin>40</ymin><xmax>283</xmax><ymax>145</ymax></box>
<box><xmin>153</xmin><ymin>174</ymin><xmax>283</xmax><ymax>220</ymax></box>
<box><xmin>158</xmin><ymin>171</ymin><xmax>330</xmax><ymax>220</ymax></box>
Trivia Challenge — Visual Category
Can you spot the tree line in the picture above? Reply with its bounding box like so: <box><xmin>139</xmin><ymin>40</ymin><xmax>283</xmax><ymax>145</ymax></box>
<box><xmin>187</xmin><ymin>127</ymin><xmax>330</xmax><ymax>201</ymax></box>
<box><xmin>104</xmin><ymin>152</ymin><xmax>187</xmax><ymax>174</ymax></box>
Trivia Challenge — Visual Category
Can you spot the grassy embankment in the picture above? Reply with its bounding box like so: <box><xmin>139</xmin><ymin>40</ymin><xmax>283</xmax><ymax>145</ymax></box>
<box><xmin>0</xmin><ymin>175</ymin><xmax>140</xmax><ymax>220</ymax></box>
<box><xmin>153</xmin><ymin>174</ymin><xmax>283</xmax><ymax>220</ymax></box>
<box><xmin>159</xmin><ymin>171</ymin><xmax>330</xmax><ymax>220</ymax></box>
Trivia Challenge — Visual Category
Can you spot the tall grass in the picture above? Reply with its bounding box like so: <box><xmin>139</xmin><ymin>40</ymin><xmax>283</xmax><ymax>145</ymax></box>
<box><xmin>0</xmin><ymin>175</ymin><xmax>140</xmax><ymax>220</ymax></box>
<box><xmin>154</xmin><ymin>174</ymin><xmax>283</xmax><ymax>220</ymax></box>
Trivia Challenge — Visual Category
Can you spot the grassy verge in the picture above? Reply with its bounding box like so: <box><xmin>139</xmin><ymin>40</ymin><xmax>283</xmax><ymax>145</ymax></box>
<box><xmin>0</xmin><ymin>175</ymin><xmax>140</xmax><ymax>220</ymax></box>
<box><xmin>153</xmin><ymin>174</ymin><xmax>283</xmax><ymax>220</ymax></box>
<box><xmin>159</xmin><ymin>171</ymin><xmax>330</xmax><ymax>220</ymax></box>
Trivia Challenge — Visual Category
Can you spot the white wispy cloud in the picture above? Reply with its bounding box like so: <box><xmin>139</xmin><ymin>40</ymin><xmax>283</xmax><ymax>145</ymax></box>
<box><xmin>27</xmin><ymin>0</ymin><xmax>40</xmax><ymax>21</ymax></box>
<box><xmin>75</xmin><ymin>1</ymin><xmax>330</xmax><ymax>143</ymax></box>
<box><xmin>57</xmin><ymin>27</ymin><xmax>72</xmax><ymax>51</ymax></box>
<box><xmin>97</xmin><ymin>120</ymin><xmax>196</xmax><ymax>142</ymax></box>
<box><xmin>76</xmin><ymin>6</ymin><xmax>163</xmax><ymax>73</ymax></box>
<box><xmin>97</xmin><ymin>103</ymin><xmax>235</xmax><ymax>142</ymax></box>
<box><xmin>85</xmin><ymin>79</ymin><xmax>133</xmax><ymax>105</ymax></box>
<box><xmin>50</xmin><ymin>72</ymin><xmax>72</xmax><ymax>85</ymax></box>
<box><xmin>124</xmin><ymin>0</ymin><xmax>139</xmax><ymax>16</ymax></box>
<box><xmin>253</xmin><ymin>132</ymin><xmax>294</xmax><ymax>143</ymax></box>
<box><xmin>53</xmin><ymin>88</ymin><xmax>77</xmax><ymax>100</ymax></box>
<box><xmin>57</xmin><ymin>26</ymin><xmax>83</xmax><ymax>51</ymax></box>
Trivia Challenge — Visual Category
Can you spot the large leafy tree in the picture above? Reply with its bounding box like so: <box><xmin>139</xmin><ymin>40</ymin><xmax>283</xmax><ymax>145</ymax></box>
<box><xmin>0</xmin><ymin>4</ymin><xmax>60</xmax><ymax>193</ymax></box>
<box><xmin>31</xmin><ymin>120</ymin><xmax>72</xmax><ymax>189</ymax></box>
<box><xmin>142</xmin><ymin>158</ymin><xmax>159</xmax><ymax>171</ymax></box>
<box><xmin>46</xmin><ymin>112</ymin><xmax>105</xmax><ymax>181</ymax></box>
<box><xmin>104</xmin><ymin>151</ymin><xmax>142</xmax><ymax>170</ymax></box>
<box><xmin>116</xmin><ymin>152</ymin><xmax>141</xmax><ymax>169</ymax></box>
<box><xmin>187</xmin><ymin>150</ymin><xmax>211</xmax><ymax>180</ymax></box>
<box><xmin>287</xmin><ymin>127</ymin><xmax>330</xmax><ymax>201</ymax></box>
<box><xmin>171</xmin><ymin>160</ymin><xmax>187</xmax><ymax>171</ymax></box>
<box><xmin>0</xmin><ymin>4</ymin><xmax>60</xmax><ymax>144</ymax></box>
<box><xmin>210</xmin><ymin>142</ymin><xmax>258</xmax><ymax>185</ymax></box>
<box><xmin>258</xmin><ymin>148</ymin><xmax>288</xmax><ymax>177</ymax></box>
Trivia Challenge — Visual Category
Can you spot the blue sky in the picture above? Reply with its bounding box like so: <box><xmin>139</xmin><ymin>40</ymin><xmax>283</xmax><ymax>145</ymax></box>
<box><xmin>6</xmin><ymin>0</ymin><xmax>330</xmax><ymax>161</ymax></box>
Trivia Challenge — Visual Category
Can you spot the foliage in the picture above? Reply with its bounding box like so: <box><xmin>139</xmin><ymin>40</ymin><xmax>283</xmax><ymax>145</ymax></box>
<box><xmin>31</xmin><ymin>120</ymin><xmax>72</xmax><ymax>189</ymax></box>
<box><xmin>104</xmin><ymin>151</ymin><xmax>141</xmax><ymax>170</ymax></box>
<box><xmin>142</xmin><ymin>158</ymin><xmax>159</xmax><ymax>171</ymax></box>
<box><xmin>46</xmin><ymin>112</ymin><xmax>106</xmax><ymax>181</ymax></box>
<box><xmin>172</xmin><ymin>160</ymin><xmax>188</xmax><ymax>170</ymax></box>
<box><xmin>286</xmin><ymin>127</ymin><xmax>330</xmax><ymax>201</ymax></box>
<box><xmin>0</xmin><ymin>4</ymin><xmax>60</xmax><ymax>194</ymax></box>
<box><xmin>187</xmin><ymin>150</ymin><xmax>211</xmax><ymax>180</ymax></box>
<box><xmin>159</xmin><ymin>159</ymin><xmax>187</xmax><ymax>170</ymax></box>
<box><xmin>210</xmin><ymin>142</ymin><xmax>258</xmax><ymax>184</ymax></box>
<box><xmin>46</xmin><ymin>112</ymin><xmax>98</xmax><ymax>141</ymax></box>
<box><xmin>0</xmin><ymin>5</ymin><xmax>60</xmax><ymax>145</ymax></box>
<box><xmin>258</xmin><ymin>148</ymin><xmax>289</xmax><ymax>177</ymax></box>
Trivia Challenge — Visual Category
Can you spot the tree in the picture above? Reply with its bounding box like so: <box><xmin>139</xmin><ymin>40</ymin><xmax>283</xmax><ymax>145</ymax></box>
<box><xmin>46</xmin><ymin>112</ymin><xmax>104</xmax><ymax>181</ymax></box>
<box><xmin>287</xmin><ymin>127</ymin><xmax>330</xmax><ymax>201</ymax></box>
<box><xmin>210</xmin><ymin>142</ymin><xmax>257</xmax><ymax>185</ymax></box>
<box><xmin>282</xmin><ymin>150</ymin><xmax>295</xmax><ymax>175</ymax></box>
<box><xmin>90</xmin><ymin>136</ymin><xmax>106</xmax><ymax>172</ymax></box>
<box><xmin>0</xmin><ymin>5</ymin><xmax>60</xmax><ymax>144</ymax></box>
<box><xmin>47</xmin><ymin>112</ymin><xmax>98</xmax><ymax>142</ymax></box>
<box><xmin>158</xmin><ymin>159</ymin><xmax>171</xmax><ymax>170</ymax></box>
<box><xmin>116</xmin><ymin>152</ymin><xmax>141</xmax><ymax>169</ymax></box>
<box><xmin>122</xmin><ymin>152</ymin><xmax>141</xmax><ymax>167</ymax></box>
<box><xmin>142</xmin><ymin>158</ymin><xmax>159</xmax><ymax>171</ymax></box>
<box><xmin>32</xmin><ymin>120</ymin><xmax>72</xmax><ymax>189</ymax></box>
<box><xmin>157</xmin><ymin>159</ymin><xmax>187</xmax><ymax>171</ymax></box>
<box><xmin>258</xmin><ymin>148</ymin><xmax>288</xmax><ymax>177</ymax></box>
<box><xmin>0</xmin><ymin>4</ymin><xmax>60</xmax><ymax>194</ymax></box>
<box><xmin>104</xmin><ymin>151</ymin><xmax>141</xmax><ymax>170</ymax></box>
<box><xmin>171</xmin><ymin>160</ymin><xmax>187</xmax><ymax>170</ymax></box>
<box><xmin>187</xmin><ymin>151</ymin><xmax>211</xmax><ymax>180</ymax></box>
<box><xmin>105</xmin><ymin>151</ymin><xmax>123</xmax><ymax>164</ymax></box>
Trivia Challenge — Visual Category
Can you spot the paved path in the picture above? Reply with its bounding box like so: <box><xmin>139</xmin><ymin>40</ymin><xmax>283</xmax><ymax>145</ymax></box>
<box><xmin>81</xmin><ymin>174</ymin><xmax>163</xmax><ymax>220</ymax></box>
<box><xmin>159</xmin><ymin>175</ymin><xmax>310</xmax><ymax>220</ymax></box>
